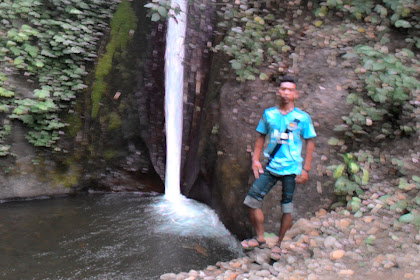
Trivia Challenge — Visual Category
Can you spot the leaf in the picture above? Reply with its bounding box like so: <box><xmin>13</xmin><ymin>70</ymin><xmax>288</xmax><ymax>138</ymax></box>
<box><xmin>34</xmin><ymin>60</ymin><xmax>44</xmax><ymax>68</ymax></box>
<box><xmin>394</xmin><ymin>20</ymin><xmax>411</xmax><ymax>28</ymax></box>
<box><xmin>412</xmin><ymin>176</ymin><xmax>420</xmax><ymax>183</ymax></box>
<box><xmin>69</xmin><ymin>8</ymin><xmax>83</xmax><ymax>15</ymax></box>
<box><xmin>144</xmin><ymin>3</ymin><xmax>156</xmax><ymax>8</ymax></box>
<box><xmin>328</xmin><ymin>137</ymin><xmax>339</xmax><ymax>145</ymax></box>
<box><xmin>259</xmin><ymin>73</ymin><xmax>268</xmax><ymax>80</ymax></box>
<box><xmin>372</xmin><ymin>62</ymin><xmax>385</xmax><ymax>71</ymax></box>
<box><xmin>33</xmin><ymin>89</ymin><xmax>50</xmax><ymax>99</ymax></box>
<box><xmin>157</xmin><ymin>6</ymin><xmax>167</xmax><ymax>17</ymax></box>
<box><xmin>13</xmin><ymin>56</ymin><xmax>25</xmax><ymax>65</ymax></box>
<box><xmin>24</xmin><ymin>44</ymin><xmax>39</xmax><ymax>57</ymax></box>
<box><xmin>20</xmin><ymin>115</ymin><xmax>34</xmax><ymax>124</ymax></box>
<box><xmin>348</xmin><ymin>161</ymin><xmax>359</xmax><ymax>174</ymax></box>
<box><xmin>0</xmin><ymin>87</ymin><xmax>14</xmax><ymax>97</ymax></box>
<box><xmin>346</xmin><ymin>93</ymin><xmax>359</xmax><ymax>104</ymax></box>
<box><xmin>230</xmin><ymin>60</ymin><xmax>242</xmax><ymax>70</ymax></box>
<box><xmin>151</xmin><ymin>13</ymin><xmax>161</xmax><ymax>21</ymax></box>
<box><xmin>361</xmin><ymin>168</ymin><xmax>369</xmax><ymax>185</ymax></box>
<box><xmin>333</xmin><ymin>164</ymin><xmax>346</xmax><ymax>179</ymax></box>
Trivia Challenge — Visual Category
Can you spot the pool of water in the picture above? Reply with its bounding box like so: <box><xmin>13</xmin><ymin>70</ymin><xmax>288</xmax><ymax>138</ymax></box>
<box><xmin>0</xmin><ymin>193</ymin><xmax>242</xmax><ymax>280</ymax></box>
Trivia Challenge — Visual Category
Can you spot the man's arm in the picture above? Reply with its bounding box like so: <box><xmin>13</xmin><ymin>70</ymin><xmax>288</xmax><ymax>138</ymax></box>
<box><xmin>295</xmin><ymin>139</ymin><xmax>315</xmax><ymax>184</ymax></box>
<box><xmin>252</xmin><ymin>133</ymin><xmax>265</xmax><ymax>179</ymax></box>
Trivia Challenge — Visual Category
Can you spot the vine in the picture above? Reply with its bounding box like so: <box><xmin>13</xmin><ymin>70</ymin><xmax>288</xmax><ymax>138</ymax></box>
<box><xmin>0</xmin><ymin>0</ymin><xmax>118</xmax><ymax>155</ymax></box>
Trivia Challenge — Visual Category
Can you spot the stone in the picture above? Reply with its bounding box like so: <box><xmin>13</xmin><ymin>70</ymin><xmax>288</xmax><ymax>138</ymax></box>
<box><xmin>286</xmin><ymin>255</ymin><xmax>297</xmax><ymax>264</ymax></box>
<box><xmin>316</xmin><ymin>209</ymin><xmax>327</xmax><ymax>217</ymax></box>
<box><xmin>307</xmin><ymin>274</ymin><xmax>317</xmax><ymax>280</ymax></box>
<box><xmin>384</xmin><ymin>262</ymin><xmax>396</xmax><ymax>269</ymax></box>
<box><xmin>224</xmin><ymin>272</ymin><xmax>239</xmax><ymax>280</ymax></box>
<box><xmin>160</xmin><ymin>273</ymin><xmax>177</xmax><ymax>280</ymax></box>
<box><xmin>330</xmin><ymin>250</ymin><xmax>345</xmax><ymax>261</ymax></box>
<box><xmin>324</xmin><ymin>236</ymin><xmax>337</xmax><ymax>248</ymax></box>
<box><xmin>371</xmin><ymin>204</ymin><xmax>382</xmax><ymax>213</ymax></box>
<box><xmin>404</xmin><ymin>273</ymin><xmax>414</xmax><ymax>279</ymax></box>
<box><xmin>229</xmin><ymin>261</ymin><xmax>241</xmax><ymax>268</ymax></box>
<box><xmin>309</xmin><ymin>230</ymin><xmax>319</xmax><ymax>236</ymax></box>
<box><xmin>372</xmin><ymin>255</ymin><xmax>384</xmax><ymax>267</ymax></box>
<box><xmin>188</xmin><ymin>270</ymin><xmax>199</xmax><ymax>277</ymax></box>
<box><xmin>255</xmin><ymin>269</ymin><xmax>271</xmax><ymax>277</ymax></box>
<box><xmin>363</xmin><ymin>216</ymin><xmax>374</xmax><ymax>223</ymax></box>
<box><xmin>176</xmin><ymin>273</ymin><xmax>189</xmax><ymax>280</ymax></box>
<box><xmin>367</xmin><ymin>227</ymin><xmax>379</xmax><ymax>235</ymax></box>
<box><xmin>338</xmin><ymin>269</ymin><xmax>354</xmax><ymax>276</ymax></box>
<box><xmin>338</xmin><ymin>218</ymin><xmax>351</xmax><ymax>230</ymax></box>
<box><xmin>286</xmin><ymin>218</ymin><xmax>318</xmax><ymax>239</ymax></box>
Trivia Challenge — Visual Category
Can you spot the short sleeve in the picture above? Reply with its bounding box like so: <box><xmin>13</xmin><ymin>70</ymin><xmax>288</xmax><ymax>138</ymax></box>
<box><xmin>302</xmin><ymin>114</ymin><xmax>316</xmax><ymax>139</ymax></box>
<box><xmin>256</xmin><ymin>111</ymin><xmax>268</xmax><ymax>135</ymax></box>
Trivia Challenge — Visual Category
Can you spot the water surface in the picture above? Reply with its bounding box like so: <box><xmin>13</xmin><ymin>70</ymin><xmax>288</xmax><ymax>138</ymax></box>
<box><xmin>0</xmin><ymin>193</ymin><xmax>242</xmax><ymax>280</ymax></box>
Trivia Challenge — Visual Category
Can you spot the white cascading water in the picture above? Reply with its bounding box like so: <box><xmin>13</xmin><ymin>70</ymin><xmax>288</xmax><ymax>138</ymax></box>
<box><xmin>164</xmin><ymin>0</ymin><xmax>188</xmax><ymax>200</ymax></box>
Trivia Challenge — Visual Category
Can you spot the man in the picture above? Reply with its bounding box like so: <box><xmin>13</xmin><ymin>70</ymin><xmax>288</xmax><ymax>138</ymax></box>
<box><xmin>241</xmin><ymin>76</ymin><xmax>316</xmax><ymax>260</ymax></box>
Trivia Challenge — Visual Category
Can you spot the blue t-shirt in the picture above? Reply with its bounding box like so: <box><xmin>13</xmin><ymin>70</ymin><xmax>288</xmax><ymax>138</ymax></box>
<box><xmin>256</xmin><ymin>107</ymin><xmax>316</xmax><ymax>176</ymax></box>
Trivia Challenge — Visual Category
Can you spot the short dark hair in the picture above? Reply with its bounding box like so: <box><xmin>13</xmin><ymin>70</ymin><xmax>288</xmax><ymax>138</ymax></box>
<box><xmin>279</xmin><ymin>75</ymin><xmax>296</xmax><ymax>85</ymax></box>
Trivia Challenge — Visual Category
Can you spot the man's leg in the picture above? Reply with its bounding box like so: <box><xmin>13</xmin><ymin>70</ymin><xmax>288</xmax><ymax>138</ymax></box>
<box><xmin>243</xmin><ymin>170</ymin><xmax>278</xmax><ymax>248</ymax></box>
<box><xmin>249</xmin><ymin>207</ymin><xmax>265</xmax><ymax>243</ymax></box>
<box><xmin>275</xmin><ymin>174</ymin><xmax>296</xmax><ymax>247</ymax></box>
<box><xmin>276</xmin><ymin>212</ymin><xmax>292</xmax><ymax>246</ymax></box>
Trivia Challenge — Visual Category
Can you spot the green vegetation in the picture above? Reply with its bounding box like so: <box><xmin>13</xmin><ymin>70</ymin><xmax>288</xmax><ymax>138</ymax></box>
<box><xmin>329</xmin><ymin>152</ymin><xmax>370</xmax><ymax>199</ymax></box>
<box><xmin>90</xmin><ymin>0</ymin><xmax>136</xmax><ymax>118</ymax></box>
<box><xmin>144</xmin><ymin>0</ymin><xmax>181</xmax><ymax>22</ymax></box>
<box><xmin>211</xmin><ymin>2</ymin><xmax>294</xmax><ymax>81</ymax></box>
<box><xmin>213</xmin><ymin>8</ymin><xmax>289</xmax><ymax>81</ymax></box>
<box><xmin>338</xmin><ymin>46</ymin><xmax>420</xmax><ymax>139</ymax></box>
<box><xmin>316</xmin><ymin>0</ymin><xmax>420</xmax><ymax>47</ymax></box>
<box><xmin>107</xmin><ymin>112</ymin><xmax>121</xmax><ymax>131</ymax></box>
<box><xmin>0</xmin><ymin>0</ymin><xmax>118</xmax><ymax>155</ymax></box>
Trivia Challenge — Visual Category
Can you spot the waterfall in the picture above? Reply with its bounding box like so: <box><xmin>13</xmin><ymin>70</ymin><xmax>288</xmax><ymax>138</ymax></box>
<box><xmin>164</xmin><ymin>0</ymin><xmax>188</xmax><ymax>199</ymax></box>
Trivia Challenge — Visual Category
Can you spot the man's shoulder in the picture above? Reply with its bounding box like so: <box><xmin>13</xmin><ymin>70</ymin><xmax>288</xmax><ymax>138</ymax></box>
<box><xmin>293</xmin><ymin>108</ymin><xmax>312</xmax><ymax>120</ymax></box>
<box><xmin>264</xmin><ymin>106</ymin><xmax>278</xmax><ymax>113</ymax></box>
<box><xmin>262</xmin><ymin>107</ymin><xmax>279</xmax><ymax>117</ymax></box>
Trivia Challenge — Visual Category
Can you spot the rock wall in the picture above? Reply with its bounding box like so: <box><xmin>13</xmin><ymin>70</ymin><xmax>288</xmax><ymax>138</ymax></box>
<box><xmin>180</xmin><ymin>0</ymin><xmax>216</xmax><ymax>201</ymax></box>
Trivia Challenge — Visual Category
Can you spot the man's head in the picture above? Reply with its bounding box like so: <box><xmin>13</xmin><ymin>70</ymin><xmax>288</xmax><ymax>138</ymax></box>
<box><xmin>276</xmin><ymin>76</ymin><xmax>298</xmax><ymax>104</ymax></box>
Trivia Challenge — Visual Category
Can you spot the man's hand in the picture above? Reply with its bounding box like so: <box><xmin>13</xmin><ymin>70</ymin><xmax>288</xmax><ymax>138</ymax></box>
<box><xmin>295</xmin><ymin>169</ymin><xmax>308</xmax><ymax>184</ymax></box>
<box><xmin>252</xmin><ymin>159</ymin><xmax>264</xmax><ymax>179</ymax></box>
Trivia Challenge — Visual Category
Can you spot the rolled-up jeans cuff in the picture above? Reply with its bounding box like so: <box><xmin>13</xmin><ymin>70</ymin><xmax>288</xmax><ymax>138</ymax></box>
<box><xmin>244</xmin><ymin>195</ymin><xmax>262</xmax><ymax>209</ymax></box>
<box><xmin>281</xmin><ymin>202</ymin><xmax>293</xmax><ymax>213</ymax></box>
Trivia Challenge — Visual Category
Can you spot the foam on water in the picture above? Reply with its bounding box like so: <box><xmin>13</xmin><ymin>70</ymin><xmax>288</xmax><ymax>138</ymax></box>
<box><xmin>152</xmin><ymin>196</ymin><xmax>232</xmax><ymax>238</ymax></box>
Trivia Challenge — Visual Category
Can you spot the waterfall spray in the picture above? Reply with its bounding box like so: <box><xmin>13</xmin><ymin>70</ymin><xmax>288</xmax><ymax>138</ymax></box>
<box><xmin>164</xmin><ymin>0</ymin><xmax>188</xmax><ymax>200</ymax></box>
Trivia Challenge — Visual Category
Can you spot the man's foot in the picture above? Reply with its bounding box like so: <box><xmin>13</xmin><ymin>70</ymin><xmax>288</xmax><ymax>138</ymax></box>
<box><xmin>241</xmin><ymin>238</ymin><xmax>266</xmax><ymax>251</ymax></box>
<box><xmin>270</xmin><ymin>244</ymin><xmax>287</xmax><ymax>261</ymax></box>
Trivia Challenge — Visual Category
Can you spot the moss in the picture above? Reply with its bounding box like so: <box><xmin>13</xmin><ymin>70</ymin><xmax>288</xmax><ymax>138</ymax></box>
<box><xmin>50</xmin><ymin>165</ymin><xmax>81</xmax><ymax>188</ymax></box>
<box><xmin>65</xmin><ymin>111</ymin><xmax>82</xmax><ymax>137</ymax></box>
<box><xmin>107</xmin><ymin>112</ymin><xmax>121</xmax><ymax>131</ymax></box>
<box><xmin>103</xmin><ymin>149</ymin><xmax>116</xmax><ymax>160</ymax></box>
<box><xmin>90</xmin><ymin>0</ymin><xmax>137</xmax><ymax>118</ymax></box>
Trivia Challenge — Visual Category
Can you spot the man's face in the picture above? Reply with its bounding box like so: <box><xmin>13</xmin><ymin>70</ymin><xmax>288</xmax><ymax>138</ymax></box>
<box><xmin>277</xmin><ymin>82</ymin><xmax>298</xmax><ymax>103</ymax></box>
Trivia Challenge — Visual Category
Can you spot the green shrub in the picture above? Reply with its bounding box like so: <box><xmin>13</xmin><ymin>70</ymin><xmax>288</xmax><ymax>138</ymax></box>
<box><xmin>213</xmin><ymin>4</ymin><xmax>289</xmax><ymax>81</ymax></box>
<box><xmin>338</xmin><ymin>45</ymin><xmax>420</xmax><ymax>139</ymax></box>
<box><xmin>316</xmin><ymin>0</ymin><xmax>420</xmax><ymax>48</ymax></box>
<box><xmin>329</xmin><ymin>152</ymin><xmax>371</xmax><ymax>198</ymax></box>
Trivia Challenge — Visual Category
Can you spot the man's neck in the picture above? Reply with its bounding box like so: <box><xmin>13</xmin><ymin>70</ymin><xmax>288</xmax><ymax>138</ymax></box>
<box><xmin>278</xmin><ymin>102</ymin><xmax>295</xmax><ymax>115</ymax></box>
